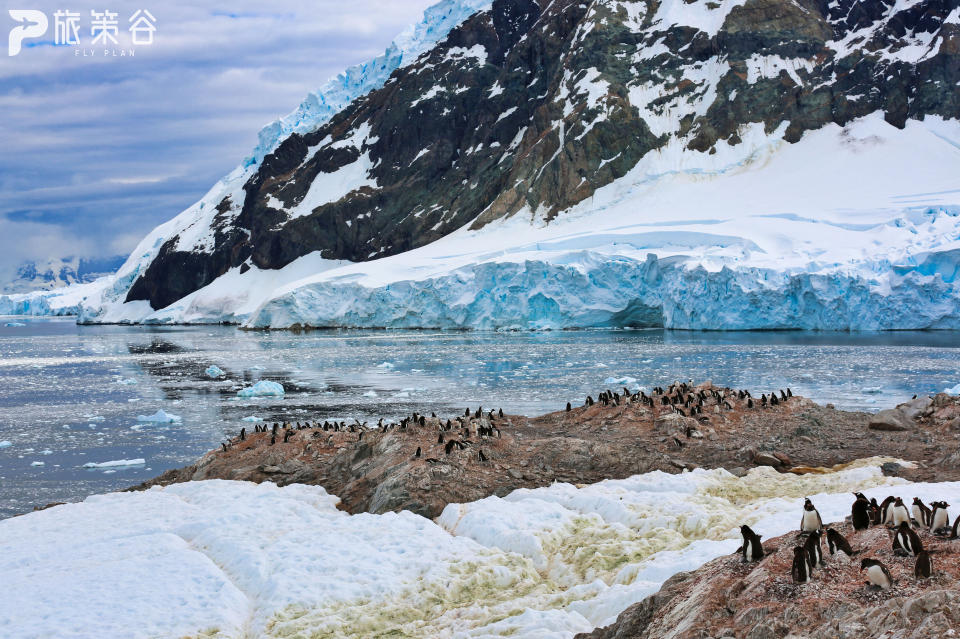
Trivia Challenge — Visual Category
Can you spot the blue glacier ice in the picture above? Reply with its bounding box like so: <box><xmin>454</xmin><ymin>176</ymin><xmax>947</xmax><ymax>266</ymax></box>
<box><xmin>237</xmin><ymin>380</ymin><xmax>285</xmax><ymax>398</ymax></box>
<box><xmin>246</xmin><ymin>251</ymin><xmax>960</xmax><ymax>331</ymax></box>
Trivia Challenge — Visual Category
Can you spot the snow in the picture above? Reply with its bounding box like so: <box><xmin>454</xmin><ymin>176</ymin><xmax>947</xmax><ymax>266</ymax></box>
<box><xmin>205</xmin><ymin>365</ymin><xmax>226</xmax><ymax>378</ymax></box>
<box><xmin>137</xmin><ymin>409</ymin><xmax>182</xmax><ymax>423</ymax></box>
<box><xmin>237</xmin><ymin>380</ymin><xmax>285</xmax><ymax>398</ymax></box>
<box><xmin>4</xmin><ymin>458</ymin><xmax>955</xmax><ymax>638</ymax></box>
<box><xmin>82</xmin><ymin>458</ymin><xmax>146</xmax><ymax>469</ymax></box>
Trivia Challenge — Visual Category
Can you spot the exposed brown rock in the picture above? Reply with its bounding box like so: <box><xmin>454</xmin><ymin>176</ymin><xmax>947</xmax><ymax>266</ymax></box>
<box><xmin>575</xmin><ymin>518</ymin><xmax>960</xmax><ymax>639</ymax></box>
<box><xmin>130</xmin><ymin>388</ymin><xmax>960</xmax><ymax>519</ymax></box>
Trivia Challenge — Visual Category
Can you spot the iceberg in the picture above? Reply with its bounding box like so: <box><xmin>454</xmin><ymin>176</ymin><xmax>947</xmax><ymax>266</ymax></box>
<box><xmin>205</xmin><ymin>365</ymin><xmax>226</xmax><ymax>378</ymax></box>
<box><xmin>237</xmin><ymin>381</ymin><xmax>285</xmax><ymax>398</ymax></box>
<box><xmin>137</xmin><ymin>409</ymin><xmax>182</xmax><ymax>423</ymax></box>
<box><xmin>0</xmin><ymin>441</ymin><xmax>11</xmax><ymax>448</ymax></box>
<box><xmin>82</xmin><ymin>458</ymin><xmax>146</xmax><ymax>469</ymax></box>
<box><xmin>241</xmin><ymin>415</ymin><xmax>262</xmax><ymax>422</ymax></box>
<box><xmin>945</xmin><ymin>383</ymin><xmax>960</xmax><ymax>395</ymax></box>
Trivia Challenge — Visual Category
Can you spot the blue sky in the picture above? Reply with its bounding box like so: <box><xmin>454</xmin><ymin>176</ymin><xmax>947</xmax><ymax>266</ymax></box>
<box><xmin>0</xmin><ymin>0</ymin><xmax>435</xmax><ymax>277</ymax></box>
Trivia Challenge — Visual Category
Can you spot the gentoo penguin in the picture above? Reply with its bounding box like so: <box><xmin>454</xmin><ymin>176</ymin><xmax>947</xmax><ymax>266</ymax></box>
<box><xmin>478</xmin><ymin>449</ymin><xmax>487</xmax><ymax>462</ymax></box>
<box><xmin>879</xmin><ymin>496</ymin><xmax>896</xmax><ymax>524</ymax></box>
<box><xmin>912</xmin><ymin>497</ymin><xmax>931</xmax><ymax>527</ymax></box>
<box><xmin>801</xmin><ymin>498</ymin><xmax>823</xmax><ymax>533</ymax></box>
<box><xmin>826</xmin><ymin>528</ymin><xmax>856</xmax><ymax>557</ymax></box>
<box><xmin>738</xmin><ymin>525</ymin><xmax>764</xmax><ymax>562</ymax></box>
<box><xmin>888</xmin><ymin>497</ymin><xmax>911</xmax><ymax>527</ymax></box>
<box><xmin>791</xmin><ymin>546</ymin><xmax>811</xmax><ymax>584</ymax></box>
<box><xmin>414</xmin><ymin>447</ymin><xmax>421</xmax><ymax>458</ymax></box>
<box><xmin>915</xmin><ymin>550</ymin><xmax>932</xmax><ymax>579</ymax></box>
<box><xmin>566</xmin><ymin>402</ymin><xmax>572</xmax><ymax>412</ymax></box>
<box><xmin>498</xmin><ymin>408</ymin><xmax>503</xmax><ymax>419</ymax></box>
<box><xmin>892</xmin><ymin>522</ymin><xmax>922</xmax><ymax>557</ymax></box>
<box><xmin>438</xmin><ymin>433</ymin><xmax>444</xmax><ymax>444</ymax></box>
<box><xmin>852</xmin><ymin>495</ymin><xmax>872</xmax><ymax>530</ymax></box>
<box><xmin>804</xmin><ymin>530</ymin><xmax>824</xmax><ymax>569</ymax></box>
<box><xmin>240</xmin><ymin>427</ymin><xmax>246</xmax><ymax>441</ymax></box>
<box><xmin>444</xmin><ymin>440</ymin><xmax>456</xmax><ymax>455</ymax></box>
<box><xmin>930</xmin><ymin>501</ymin><xmax>951</xmax><ymax>533</ymax></box>
<box><xmin>951</xmin><ymin>513</ymin><xmax>960</xmax><ymax>539</ymax></box>
<box><xmin>221</xmin><ymin>443</ymin><xmax>227</xmax><ymax>452</ymax></box>
<box><xmin>870</xmin><ymin>498</ymin><xmax>882</xmax><ymax>525</ymax></box>
<box><xmin>861</xmin><ymin>558</ymin><xmax>894</xmax><ymax>589</ymax></box>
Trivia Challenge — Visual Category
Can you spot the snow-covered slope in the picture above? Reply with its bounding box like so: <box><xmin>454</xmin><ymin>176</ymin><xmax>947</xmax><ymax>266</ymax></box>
<box><xmin>0</xmin><ymin>459</ymin><xmax>934</xmax><ymax>638</ymax></box>
<box><xmin>3</xmin><ymin>0</ymin><xmax>958</xmax><ymax>329</ymax></box>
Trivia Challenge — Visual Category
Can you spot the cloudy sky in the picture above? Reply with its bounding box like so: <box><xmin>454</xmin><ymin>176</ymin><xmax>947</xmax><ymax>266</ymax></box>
<box><xmin>0</xmin><ymin>0</ymin><xmax>435</xmax><ymax>278</ymax></box>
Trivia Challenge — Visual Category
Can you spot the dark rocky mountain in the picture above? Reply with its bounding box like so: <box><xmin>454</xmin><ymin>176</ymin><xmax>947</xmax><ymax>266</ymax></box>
<box><xmin>125</xmin><ymin>0</ymin><xmax>960</xmax><ymax>311</ymax></box>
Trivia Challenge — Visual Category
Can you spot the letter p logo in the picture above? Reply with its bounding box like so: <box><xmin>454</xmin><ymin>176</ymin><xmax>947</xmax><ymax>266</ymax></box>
<box><xmin>9</xmin><ymin>10</ymin><xmax>48</xmax><ymax>56</ymax></box>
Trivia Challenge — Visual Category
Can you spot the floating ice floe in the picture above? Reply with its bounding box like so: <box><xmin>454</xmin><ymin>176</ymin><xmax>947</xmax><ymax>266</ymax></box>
<box><xmin>115</xmin><ymin>378</ymin><xmax>138</xmax><ymax>385</ymax></box>
<box><xmin>0</xmin><ymin>441</ymin><xmax>11</xmax><ymax>448</ymax></box>
<box><xmin>237</xmin><ymin>380</ymin><xmax>285</xmax><ymax>398</ymax></box>
<box><xmin>137</xmin><ymin>409</ymin><xmax>182</xmax><ymax>423</ymax></box>
<box><xmin>862</xmin><ymin>386</ymin><xmax>882</xmax><ymax>394</ymax></box>
<box><xmin>241</xmin><ymin>415</ymin><xmax>262</xmax><ymax>422</ymax></box>
<box><xmin>4</xmin><ymin>322</ymin><xmax>25</xmax><ymax>327</ymax></box>
<box><xmin>944</xmin><ymin>383</ymin><xmax>960</xmax><ymax>395</ymax></box>
<box><xmin>82</xmin><ymin>459</ymin><xmax>146</xmax><ymax>469</ymax></box>
<box><xmin>29</xmin><ymin>461</ymin><xmax>44</xmax><ymax>466</ymax></box>
<box><xmin>205</xmin><ymin>365</ymin><xmax>226</xmax><ymax>378</ymax></box>
<box><xmin>362</xmin><ymin>390</ymin><xmax>378</xmax><ymax>398</ymax></box>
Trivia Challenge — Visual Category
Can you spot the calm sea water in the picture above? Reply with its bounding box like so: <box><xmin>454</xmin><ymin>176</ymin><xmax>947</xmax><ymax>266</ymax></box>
<box><xmin>0</xmin><ymin>317</ymin><xmax>957</xmax><ymax>518</ymax></box>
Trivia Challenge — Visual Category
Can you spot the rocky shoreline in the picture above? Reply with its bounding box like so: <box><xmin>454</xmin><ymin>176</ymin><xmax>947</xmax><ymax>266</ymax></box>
<box><xmin>131</xmin><ymin>385</ymin><xmax>960</xmax><ymax>518</ymax></box>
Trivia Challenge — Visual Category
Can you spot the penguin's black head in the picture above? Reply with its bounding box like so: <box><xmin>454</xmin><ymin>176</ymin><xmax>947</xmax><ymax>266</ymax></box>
<box><xmin>860</xmin><ymin>558</ymin><xmax>877</xmax><ymax>570</ymax></box>
<box><xmin>913</xmin><ymin>497</ymin><xmax>922</xmax><ymax>505</ymax></box>
<box><xmin>793</xmin><ymin>546</ymin><xmax>805</xmax><ymax>557</ymax></box>
<box><xmin>804</xmin><ymin>498</ymin><xmax>814</xmax><ymax>510</ymax></box>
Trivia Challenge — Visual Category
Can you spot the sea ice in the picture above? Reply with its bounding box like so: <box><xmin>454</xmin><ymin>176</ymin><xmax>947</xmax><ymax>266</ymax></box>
<box><xmin>237</xmin><ymin>380</ymin><xmax>285</xmax><ymax>398</ymax></box>
<box><xmin>0</xmin><ymin>441</ymin><xmax>11</xmax><ymax>448</ymax></box>
<box><xmin>944</xmin><ymin>383</ymin><xmax>960</xmax><ymax>395</ymax></box>
<box><xmin>82</xmin><ymin>459</ymin><xmax>146</xmax><ymax>469</ymax></box>
<box><xmin>205</xmin><ymin>365</ymin><xmax>226</xmax><ymax>378</ymax></box>
<box><xmin>241</xmin><ymin>415</ymin><xmax>262</xmax><ymax>422</ymax></box>
<box><xmin>136</xmin><ymin>409</ymin><xmax>182</xmax><ymax>423</ymax></box>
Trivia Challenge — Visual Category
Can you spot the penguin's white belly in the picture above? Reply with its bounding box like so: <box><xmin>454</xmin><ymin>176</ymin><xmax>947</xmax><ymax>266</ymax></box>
<box><xmin>890</xmin><ymin>506</ymin><xmax>910</xmax><ymax>527</ymax></box>
<box><xmin>912</xmin><ymin>505</ymin><xmax>924</xmax><ymax>525</ymax></box>
<box><xmin>867</xmin><ymin>565</ymin><xmax>890</xmax><ymax>588</ymax></box>
<box><xmin>932</xmin><ymin>509</ymin><xmax>950</xmax><ymax>529</ymax></box>
<box><xmin>801</xmin><ymin>511</ymin><xmax>820</xmax><ymax>531</ymax></box>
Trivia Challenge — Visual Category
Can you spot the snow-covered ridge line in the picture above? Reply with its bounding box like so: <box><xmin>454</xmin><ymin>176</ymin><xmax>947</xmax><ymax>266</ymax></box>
<box><xmin>0</xmin><ymin>458</ymin><xmax>921</xmax><ymax>638</ymax></box>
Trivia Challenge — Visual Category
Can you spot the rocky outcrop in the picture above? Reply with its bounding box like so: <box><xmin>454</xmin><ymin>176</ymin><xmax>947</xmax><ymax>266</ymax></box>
<box><xmin>575</xmin><ymin>516</ymin><xmax>960</xmax><ymax>639</ymax></box>
<box><xmin>123</xmin><ymin>0</ymin><xmax>960</xmax><ymax>311</ymax></box>
<box><xmin>131</xmin><ymin>388</ymin><xmax>960</xmax><ymax>518</ymax></box>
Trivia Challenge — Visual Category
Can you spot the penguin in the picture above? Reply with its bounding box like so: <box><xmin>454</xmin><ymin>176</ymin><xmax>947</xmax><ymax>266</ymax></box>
<box><xmin>791</xmin><ymin>546</ymin><xmax>811</xmax><ymax>584</ymax></box>
<box><xmin>804</xmin><ymin>530</ymin><xmax>824</xmax><ymax>569</ymax></box>
<box><xmin>498</xmin><ymin>408</ymin><xmax>503</xmax><ymax>419</ymax></box>
<box><xmin>438</xmin><ymin>433</ymin><xmax>444</xmax><ymax>444</ymax></box>
<box><xmin>879</xmin><ymin>496</ymin><xmax>896</xmax><ymax>524</ymax></box>
<box><xmin>445</xmin><ymin>440</ymin><xmax>456</xmax><ymax>455</ymax></box>
<box><xmin>283</xmin><ymin>429</ymin><xmax>292</xmax><ymax>443</ymax></box>
<box><xmin>478</xmin><ymin>449</ymin><xmax>487</xmax><ymax>462</ymax></box>
<box><xmin>464</xmin><ymin>408</ymin><xmax>471</xmax><ymax>417</ymax></box>
<box><xmin>915</xmin><ymin>550</ymin><xmax>932</xmax><ymax>579</ymax></box>
<box><xmin>852</xmin><ymin>495</ymin><xmax>872</xmax><ymax>530</ymax></box>
<box><xmin>786</xmin><ymin>388</ymin><xmax>793</xmax><ymax>397</ymax></box>
<box><xmin>826</xmin><ymin>528</ymin><xmax>856</xmax><ymax>557</ymax></box>
<box><xmin>912</xmin><ymin>497</ymin><xmax>931</xmax><ymax>527</ymax></box>
<box><xmin>221</xmin><ymin>443</ymin><xmax>228</xmax><ymax>452</ymax></box>
<box><xmin>747</xmin><ymin>398</ymin><xmax>754</xmax><ymax>408</ymax></box>
<box><xmin>892</xmin><ymin>522</ymin><xmax>922</xmax><ymax>557</ymax></box>
<box><xmin>414</xmin><ymin>447</ymin><xmax>421</xmax><ymax>458</ymax></box>
<box><xmin>239</xmin><ymin>427</ymin><xmax>246</xmax><ymax>441</ymax></box>
<box><xmin>270</xmin><ymin>434</ymin><xmax>276</xmax><ymax>445</ymax></box>
<box><xmin>888</xmin><ymin>497</ymin><xmax>910</xmax><ymax>527</ymax></box>
<box><xmin>801</xmin><ymin>498</ymin><xmax>823</xmax><ymax>533</ymax></box>
<box><xmin>738</xmin><ymin>525</ymin><xmax>764</xmax><ymax>562</ymax></box>
<box><xmin>566</xmin><ymin>402</ymin><xmax>572</xmax><ymax>412</ymax></box>
<box><xmin>930</xmin><ymin>501</ymin><xmax>951</xmax><ymax>533</ymax></box>
<box><xmin>951</xmin><ymin>513</ymin><xmax>960</xmax><ymax>539</ymax></box>
<box><xmin>870</xmin><ymin>498</ymin><xmax>882</xmax><ymax>525</ymax></box>
<box><xmin>861</xmin><ymin>558</ymin><xmax>894</xmax><ymax>589</ymax></box>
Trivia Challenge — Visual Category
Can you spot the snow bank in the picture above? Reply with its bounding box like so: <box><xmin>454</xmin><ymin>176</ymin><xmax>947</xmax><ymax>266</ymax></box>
<box><xmin>82</xmin><ymin>458</ymin><xmax>146</xmax><ymax>469</ymax></box>
<box><xmin>136</xmin><ymin>409</ymin><xmax>182</xmax><ymax>423</ymax></box>
<box><xmin>237</xmin><ymin>380</ymin><xmax>284</xmax><ymax>398</ymax></box>
<box><xmin>5</xmin><ymin>458</ymin><xmax>954</xmax><ymax>638</ymax></box>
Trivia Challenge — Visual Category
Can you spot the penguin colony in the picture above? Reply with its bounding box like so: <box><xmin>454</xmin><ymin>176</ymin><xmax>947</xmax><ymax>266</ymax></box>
<box><xmin>214</xmin><ymin>381</ymin><xmax>789</xmax><ymax>466</ymax></box>
<box><xmin>739</xmin><ymin>492</ymin><xmax>959</xmax><ymax>589</ymax></box>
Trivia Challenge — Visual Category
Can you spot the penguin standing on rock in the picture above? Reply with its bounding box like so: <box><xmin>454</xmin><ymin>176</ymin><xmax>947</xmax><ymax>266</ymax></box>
<box><xmin>930</xmin><ymin>501</ymin><xmax>951</xmax><ymax>534</ymax></box>
<box><xmin>804</xmin><ymin>530</ymin><xmax>824</xmax><ymax>569</ymax></box>
<box><xmin>738</xmin><ymin>525</ymin><xmax>764</xmax><ymax>562</ymax></box>
<box><xmin>414</xmin><ymin>447</ymin><xmax>421</xmax><ymax>458</ymax></box>
<box><xmin>861</xmin><ymin>558</ymin><xmax>894</xmax><ymax>589</ymax></box>
<box><xmin>915</xmin><ymin>550</ymin><xmax>932</xmax><ymax>579</ymax></box>
<box><xmin>912</xmin><ymin>497</ymin><xmax>931</xmax><ymax>527</ymax></box>
<box><xmin>801</xmin><ymin>498</ymin><xmax>823</xmax><ymax>533</ymax></box>
<box><xmin>826</xmin><ymin>528</ymin><xmax>856</xmax><ymax>558</ymax></box>
<box><xmin>889</xmin><ymin>497</ymin><xmax>911</xmax><ymax>527</ymax></box>
<box><xmin>893</xmin><ymin>522</ymin><xmax>923</xmax><ymax>557</ymax></box>
<box><xmin>791</xmin><ymin>546</ymin><xmax>811</xmax><ymax>584</ymax></box>
<box><xmin>852</xmin><ymin>495</ymin><xmax>872</xmax><ymax>530</ymax></box>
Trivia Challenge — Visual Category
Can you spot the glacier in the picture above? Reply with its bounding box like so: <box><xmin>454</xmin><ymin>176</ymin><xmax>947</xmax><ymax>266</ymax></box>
<box><xmin>0</xmin><ymin>458</ymin><xmax>934</xmax><ymax>638</ymax></box>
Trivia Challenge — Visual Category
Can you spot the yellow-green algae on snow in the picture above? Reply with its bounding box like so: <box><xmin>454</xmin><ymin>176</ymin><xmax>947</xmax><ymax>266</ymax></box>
<box><xmin>258</xmin><ymin>459</ymin><xmax>904</xmax><ymax>638</ymax></box>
